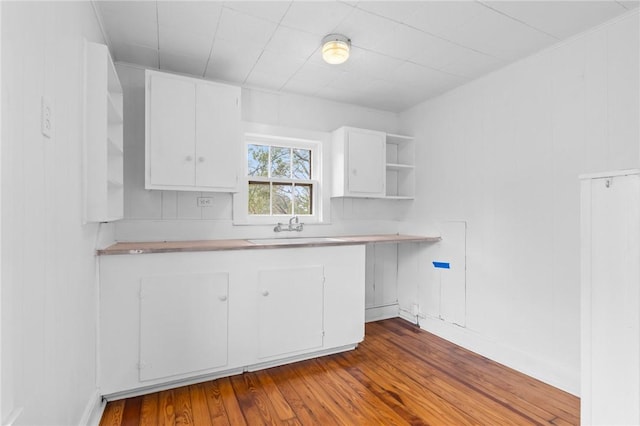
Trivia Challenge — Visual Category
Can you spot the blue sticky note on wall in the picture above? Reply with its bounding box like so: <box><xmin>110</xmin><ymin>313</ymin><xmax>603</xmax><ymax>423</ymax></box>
<box><xmin>433</xmin><ymin>261</ymin><xmax>450</xmax><ymax>269</ymax></box>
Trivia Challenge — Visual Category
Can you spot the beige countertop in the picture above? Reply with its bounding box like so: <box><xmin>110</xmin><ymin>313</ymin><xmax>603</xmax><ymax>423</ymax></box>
<box><xmin>97</xmin><ymin>234</ymin><xmax>441</xmax><ymax>256</ymax></box>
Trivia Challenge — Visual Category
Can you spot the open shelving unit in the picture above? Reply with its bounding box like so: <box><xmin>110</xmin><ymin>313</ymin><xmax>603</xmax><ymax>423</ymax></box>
<box><xmin>385</xmin><ymin>133</ymin><xmax>415</xmax><ymax>199</ymax></box>
<box><xmin>84</xmin><ymin>41</ymin><xmax>124</xmax><ymax>222</ymax></box>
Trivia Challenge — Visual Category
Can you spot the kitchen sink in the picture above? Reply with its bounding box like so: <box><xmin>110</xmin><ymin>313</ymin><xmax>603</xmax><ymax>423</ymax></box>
<box><xmin>247</xmin><ymin>237</ymin><xmax>346</xmax><ymax>245</ymax></box>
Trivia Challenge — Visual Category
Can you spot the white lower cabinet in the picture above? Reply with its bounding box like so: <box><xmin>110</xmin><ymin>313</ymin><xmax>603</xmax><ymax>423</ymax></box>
<box><xmin>139</xmin><ymin>273</ymin><xmax>228</xmax><ymax>382</ymax></box>
<box><xmin>257</xmin><ymin>266</ymin><xmax>324</xmax><ymax>359</ymax></box>
<box><xmin>99</xmin><ymin>246</ymin><xmax>364</xmax><ymax>397</ymax></box>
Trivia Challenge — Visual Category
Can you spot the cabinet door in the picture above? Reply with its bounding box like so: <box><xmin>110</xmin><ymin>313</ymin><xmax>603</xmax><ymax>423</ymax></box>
<box><xmin>148</xmin><ymin>73</ymin><xmax>196</xmax><ymax>187</ymax></box>
<box><xmin>257</xmin><ymin>266</ymin><xmax>324</xmax><ymax>359</ymax></box>
<box><xmin>195</xmin><ymin>83</ymin><xmax>240</xmax><ymax>190</ymax></box>
<box><xmin>586</xmin><ymin>175</ymin><xmax>640</xmax><ymax>424</ymax></box>
<box><xmin>347</xmin><ymin>129</ymin><xmax>385</xmax><ymax>195</ymax></box>
<box><xmin>139</xmin><ymin>273</ymin><xmax>228</xmax><ymax>382</ymax></box>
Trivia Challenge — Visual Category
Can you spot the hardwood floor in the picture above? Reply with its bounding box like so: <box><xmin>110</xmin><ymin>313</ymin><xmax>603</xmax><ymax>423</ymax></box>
<box><xmin>99</xmin><ymin>318</ymin><xmax>579</xmax><ymax>425</ymax></box>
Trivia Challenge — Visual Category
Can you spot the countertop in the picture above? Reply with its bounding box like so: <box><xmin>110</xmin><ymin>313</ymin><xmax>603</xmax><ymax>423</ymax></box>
<box><xmin>97</xmin><ymin>234</ymin><xmax>441</xmax><ymax>256</ymax></box>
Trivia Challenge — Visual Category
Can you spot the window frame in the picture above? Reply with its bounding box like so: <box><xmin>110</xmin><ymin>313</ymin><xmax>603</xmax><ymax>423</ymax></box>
<box><xmin>233</xmin><ymin>124</ymin><xmax>329</xmax><ymax>226</ymax></box>
<box><xmin>247</xmin><ymin>180</ymin><xmax>315</xmax><ymax>216</ymax></box>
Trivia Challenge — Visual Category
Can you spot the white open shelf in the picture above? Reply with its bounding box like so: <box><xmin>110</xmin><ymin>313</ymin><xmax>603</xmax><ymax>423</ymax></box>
<box><xmin>84</xmin><ymin>41</ymin><xmax>124</xmax><ymax>223</ymax></box>
<box><xmin>108</xmin><ymin>92</ymin><xmax>123</xmax><ymax>123</ymax></box>
<box><xmin>385</xmin><ymin>133</ymin><xmax>415</xmax><ymax>199</ymax></box>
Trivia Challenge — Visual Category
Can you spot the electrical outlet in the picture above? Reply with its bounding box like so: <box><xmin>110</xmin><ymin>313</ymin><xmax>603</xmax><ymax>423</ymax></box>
<box><xmin>41</xmin><ymin>96</ymin><xmax>53</xmax><ymax>138</ymax></box>
<box><xmin>197</xmin><ymin>197</ymin><xmax>214</xmax><ymax>207</ymax></box>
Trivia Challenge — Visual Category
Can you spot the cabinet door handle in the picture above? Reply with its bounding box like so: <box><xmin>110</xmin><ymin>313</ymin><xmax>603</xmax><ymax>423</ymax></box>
<box><xmin>219</xmin><ymin>295</ymin><xmax>228</xmax><ymax>302</ymax></box>
<box><xmin>262</xmin><ymin>290</ymin><xmax>269</xmax><ymax>297</ymax></box>
<box><xmin>185</xmin><ymin>156</ymin><xmax>193</xmax><ymax>162</ymax></box>
<box><xmin>198</xmin><ymin>157</ymin><xmax>205</xmax><ymax>163</ymax></box>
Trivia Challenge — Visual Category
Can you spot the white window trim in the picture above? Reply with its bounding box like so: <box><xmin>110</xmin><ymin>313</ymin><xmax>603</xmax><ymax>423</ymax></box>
<box><xmin>233</xmin><ymin>123</ymin><xmax>331</xmax><ymax>226</ymax></box>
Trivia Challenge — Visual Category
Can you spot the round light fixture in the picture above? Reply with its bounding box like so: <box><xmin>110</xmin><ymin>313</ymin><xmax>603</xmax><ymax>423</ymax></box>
<box><xmin>322</xmin><ymin>34</ymin><xmax>351</xmax><ymax>65</ymax></box>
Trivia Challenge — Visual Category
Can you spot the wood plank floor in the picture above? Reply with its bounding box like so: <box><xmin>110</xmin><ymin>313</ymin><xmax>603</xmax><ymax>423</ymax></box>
<box><xmin>100</xmin><ymin>318</ymin><xmax>579</xmax><ymax>425</ymax></box>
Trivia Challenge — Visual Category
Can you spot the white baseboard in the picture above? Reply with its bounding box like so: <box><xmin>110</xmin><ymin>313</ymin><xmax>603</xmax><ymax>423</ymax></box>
<box><xmin>247</xmin><ymin>344</ymin><xmax>357</xmax><ymax>371</ymax></box>
<box><xmin>79</xmin><ymin>390</ymin><xmax>105</xmax><ymax>426</ymax></box>
<box><xmin>103</xmin><ymin>367</ymin><xmax>245</xmax><ymax>401</ymax></box>
<box><xmin>414</xmin><ymin>315</ymin><xmax>579</xmax><ymax>396</ymax></box>
<box><xmin>398</xmin><ymin>309</ymin><xmax>419</xmax><ymax>324</ymax></box>
<box><xmin>102</xmin><ymin>344</ymin><xmax>360</xmax><ymax>401</ymax></box>
<box><xmin>365</xmin><ymin>304</ymin><xmax>399</xmax><ymax>322</ymax></box>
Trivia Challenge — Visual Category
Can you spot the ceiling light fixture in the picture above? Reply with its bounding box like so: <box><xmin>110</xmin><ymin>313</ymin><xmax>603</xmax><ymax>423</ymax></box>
<box><xmin>322</xmin><ymin>34</ymin><xmax>351</xmax><ymax>65</ymax></box>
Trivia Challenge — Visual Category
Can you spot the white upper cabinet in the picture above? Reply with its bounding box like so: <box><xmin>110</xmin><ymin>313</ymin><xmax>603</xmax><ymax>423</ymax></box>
<box><xmin>147</xmin><ymin>73</ymin><xmax>195</xmax><ymax>187</ymax></box>
<box><xmin>145</xmin><ymin>70</ymin><xmax>240</xmax><ymax>192</ymax></box>
<box><xmin>195</xmin><ymin>82</ymin><xmax>240</xmax><ymax>189</ymax></box>
<box><xmin>84</xmin><ymin>41</ymin><xmax>124</xmax><ymax>222</ymax></box>
<box><xmin>332</xmin><ymin>127</ymin><xmax>386</xmax><ymax>197</ymax></box>
<box><xmin>332</xmin><ymin>126</ymin><xmax>415</xmax><ymax>199</ymax></box>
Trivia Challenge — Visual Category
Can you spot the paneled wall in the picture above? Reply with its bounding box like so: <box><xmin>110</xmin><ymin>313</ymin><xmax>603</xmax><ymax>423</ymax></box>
<box><xmin>114</xmin><ymin>63</ymin><xmax>409</xmax><ymax>242</ymax></box>
<box><xmin>1</xmin><ymin>2</ymin><xmax>106</xmax><ymax>424</ymax></box>
<box><xmin>398</xmin><ymin>10</ymin><xmax>639</xmax><ymax>395</ymax></box>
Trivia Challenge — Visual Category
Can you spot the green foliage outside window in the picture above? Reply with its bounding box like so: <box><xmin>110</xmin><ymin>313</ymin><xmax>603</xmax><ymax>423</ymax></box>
<box><xmin>247</xmin><ymin>144</ymin><xmax>313</xmax><ymax>216</ymax></box>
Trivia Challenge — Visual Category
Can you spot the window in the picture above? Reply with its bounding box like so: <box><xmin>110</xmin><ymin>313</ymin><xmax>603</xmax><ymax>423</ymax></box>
<box><xmin>236</xmin><ymin>130</ymin><xmax>324</xmax><ymax>225</ymax></box>
<box><xmin>247</xmin><ymin>144</ymin><xmax>313</xmax><ymax>216</ymax></box>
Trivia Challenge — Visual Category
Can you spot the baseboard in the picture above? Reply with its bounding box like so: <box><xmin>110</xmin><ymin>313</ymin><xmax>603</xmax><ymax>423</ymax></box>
<box><xmin>79</xmin><ymin>390</ymin><xmax>104</xmax><ymax>426</ymax></box>
<box><xmin>103</xmin><ymin>344</ymin><xmax>359</xmax><ymax>401</ymax></box>
<box><xmin>247</xmin><ymin>344</ymin><xmax>357</xmax><ymax>371</ymax></box>
<box><xmin>398</xmin><ymin>309</ymin><xmax>419</xmax><ymax>325</ymax></box>
<box><xmin>103</xmin><ymin>368</ymin><xmax>243</xmax><ymax>401</ymax></box>
<box><xmin>365</xmin><ymin>304</ymin><xmax>399</xmax><ymax>322</ymax></box>
<box><xmin>415</xmin><ymin>315</ymin><xmax>580</xmax><ymax>396</ymax></box>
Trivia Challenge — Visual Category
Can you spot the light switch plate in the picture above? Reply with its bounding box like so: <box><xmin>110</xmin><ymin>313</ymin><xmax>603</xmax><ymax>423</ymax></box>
<box><xmin>197</xmin><ymin>197</ymin><xmax>214</xmax><ymax>207</ymax></box>
<box><xmin>41</xmin><ymin>96</ymin><xmax>53</xmax><ymax>139</ymax></box>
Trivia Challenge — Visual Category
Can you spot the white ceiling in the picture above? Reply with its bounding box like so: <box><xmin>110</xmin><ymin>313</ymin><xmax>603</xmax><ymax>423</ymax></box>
<box><xmin>95</xmin><ymin>0</ymin><xmax>638</xmax><ymax>112</ymax></box>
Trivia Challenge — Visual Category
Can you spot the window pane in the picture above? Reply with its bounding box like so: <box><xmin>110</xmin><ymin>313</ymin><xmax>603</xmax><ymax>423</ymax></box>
<box><xmin>248</xmin><ymin>144</ymin><xmax>269</xmax><ymax>177</ymax></box>
<box><xmin>294</xmin><ymin>184</ymin><xmax>312</xmax><ymax>215</ymax></box>
<box><xmin>272</xmin><ymin>183</ymin><xmax>292</xmax><ymax>215</ymax></box>
<box><xmin>292</xmin><ymin>149</ymin><xmax>311</xmax><ymax>179</ymax></box>
<box><xmin>270</xmin><ymin>147</ymin><xmax>291</xmax><ymax>178</ymax></box>
<box><xmin>248</xmin><ymin>182</ymin><xmax>270</xmax><ymax>215</ymax></box>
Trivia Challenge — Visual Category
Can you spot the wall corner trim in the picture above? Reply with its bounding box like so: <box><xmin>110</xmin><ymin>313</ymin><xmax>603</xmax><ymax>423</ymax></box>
<box><xmin>78</xmin><ymin>390</ymin><xmax>105</xmax><ymax>426</ymax></box>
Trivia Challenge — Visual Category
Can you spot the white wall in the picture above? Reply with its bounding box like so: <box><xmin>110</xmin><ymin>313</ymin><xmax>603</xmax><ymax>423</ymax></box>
<box><xmin>114</xmin><ymin>63</ymin><xmax>410</xmax><ymax>242</ymax></box>
<box><xmin>1</xmin><ymin>2</ymin><xmax>106</xmax><ymax>424</ymax></box>
<box><xmin>398</xmin><ymin>10</ymin><xmax>639</xmax><ymax>395</ymax></box>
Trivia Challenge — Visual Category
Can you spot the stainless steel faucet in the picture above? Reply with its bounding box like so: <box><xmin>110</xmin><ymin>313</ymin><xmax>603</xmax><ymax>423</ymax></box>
<box><xmin>274</xmin><ymin>216</ymin><xmax>304</xmax><ymax>232</ymax></box>
<box><xmin>289</xmin><ymin>215</ymin><xmax>299</xmax><ymax>228</ymax></box>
